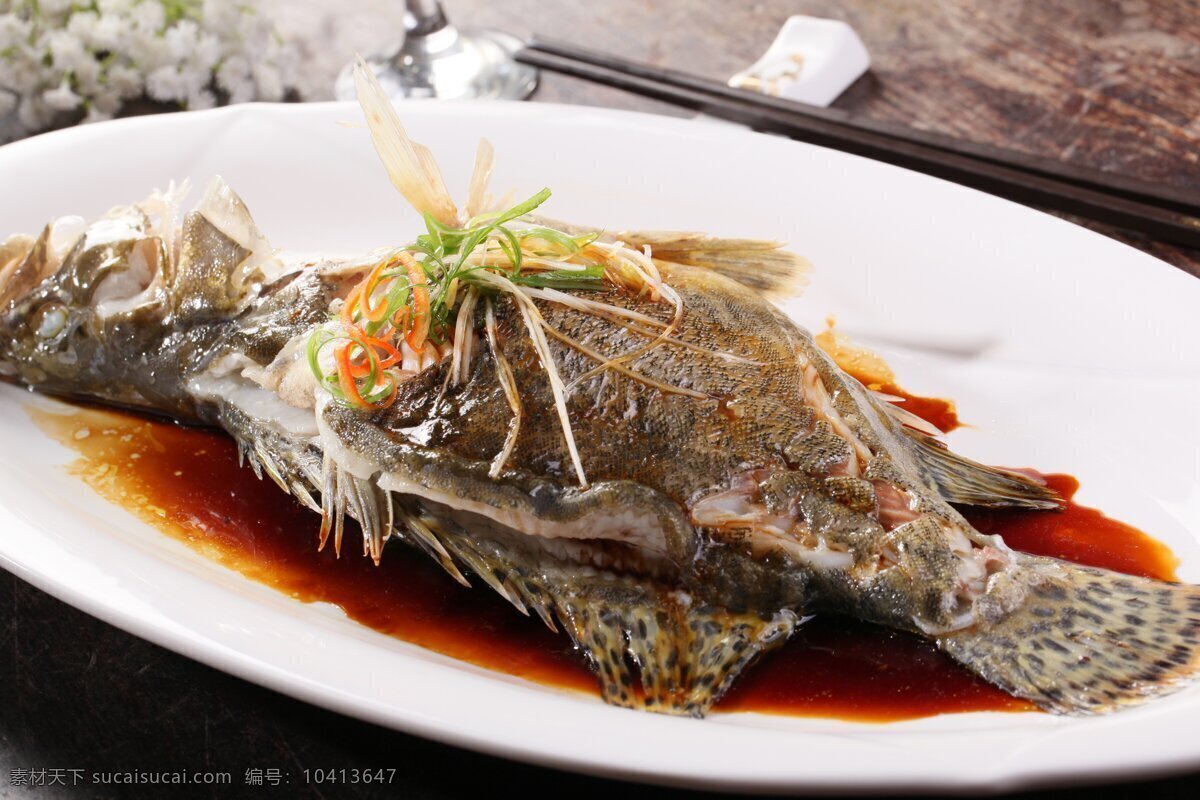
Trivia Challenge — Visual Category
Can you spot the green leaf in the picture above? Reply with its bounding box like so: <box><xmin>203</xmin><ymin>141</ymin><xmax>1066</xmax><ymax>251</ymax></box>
<box><xmin>496</xmin><ymin>187</ymin><xmax>552</xmax><ymax>226</ymax></box>
<box><xmin>510</xmin><ymin>265</ymin><xmax>605</xmax><ymax>289</ymax></box>
<box><xmin>572</xmin><ymin>230</ymin><xmax>603</xmax><ymax>248</ymax></box>
<box><xmin>497</xmin><ymin>226</ymin><xmax>523</xmax><ymax>274</ymax></box>
<box><xmin>520</xmin><ymin>226</ymin><xmax>586</xmax><ymax>254</ymax></box>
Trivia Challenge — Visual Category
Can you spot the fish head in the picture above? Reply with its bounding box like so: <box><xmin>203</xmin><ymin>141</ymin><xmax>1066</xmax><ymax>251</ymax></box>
<box><xmin>0</xmin><ymin>203</ymin><xmax>174</xmax><ymax>402</ymax></box>
<box><xmin>0</xmin><ymin>179</ymin><xmax>279</xmax><ymax>415</ymax></box>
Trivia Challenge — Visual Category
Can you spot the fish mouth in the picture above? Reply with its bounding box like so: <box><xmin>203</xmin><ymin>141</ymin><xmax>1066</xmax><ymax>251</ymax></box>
<box><xmin>0</xmin><ymin>232</ymin><xmax>48</xmax><ymax>312</ymax></box>
<box><xmin>0</xmin><ymin>236</ymin><xmax>33</xmax><ymax>282</ymax></box>
<box><xmin>0</xmin><ymin>231</ymin><xmax>55</xmax><ymax>379</ymax></box>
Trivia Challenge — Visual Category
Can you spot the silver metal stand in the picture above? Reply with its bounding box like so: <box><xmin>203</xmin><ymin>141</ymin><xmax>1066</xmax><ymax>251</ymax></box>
<box><xmin>335</xmin><ymin>0</ymin><xmax>537</xmax><ymax>101</ymax></box>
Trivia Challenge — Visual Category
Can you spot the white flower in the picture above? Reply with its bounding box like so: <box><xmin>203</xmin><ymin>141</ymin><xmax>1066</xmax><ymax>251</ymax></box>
<box><xmin>47</xmin><ymin>30</ymin><xmax>91</xmax><ymax>73</ymax></box>
<box><xmin>90</xmin><ymin>88</ymin><xmax>123</xmax><ymax>115</ymax></box>
<box><xmin>91</xmin><ymin>14</ymin><xmax>129</xmax><ymax>52</ymax></box>
<box><xmin>192</xmin><ymin>32</ymin><xmax>221</xmax><ymax>72</ymax></box>
<box><xmin>66</xmin><ymin>10</ymin><xmax>100</xmax><ymax>42</ymax></box>
<box><xmin>107</xmin><ymin>64</ymin><xmax>143</xmax><ymax>99</ymax></box>
<box><xmin>187</xmin><ymin>88</ymin><xmax>216</xmax><ymax>110</ymax></box>
<box><xmin>0</xmin><ymin>14</ymin><xmax>33</xmax><ymax>51</ymax></box>
<box><xmin>252</xmin><ymin>62</ymin><xmax>284</xmax><ymax>102</ymax></box>
<box><xmin>39</xmin><ymin>0</ymin><xmax>75</xmax><ymax>19</ymax></box>
<box><xmin>129</xmin><ymin>1</ymin><xmax>165</xmax><ymax>35</ymax></box>
<box><xmin>72</xmin><ymin>58</ymin><xmax>102</xmax><ymax>94</ymax></box>
<box><xmin>215</xmin><ymin>54</ymin><xmax>249</xmax><ymax>88</ymax></box>
<box><xmin>0</xmin><ymin>46</ymin><xmax>40</xmax><ymax>95</ymax></box>
<box><xmin>42</xmin><ymin>78</ymin><xmax>81</xmax><ymax>112</ymax></box>
<box><xmin>215</xmin><ymin>54</ymin><xmax>254</xmax><ymax>102</ymax></box>
<box><xmin>124</xmin><ymin>29</ymin><xmax>169</xmax><ymax>68</ymax></box>
<box><xmin>201</xmin><ymin>0</ymin><xmax>243</xmax><ymax>33</ymax></box>
<box><xmin>145</xmin><ymin>65</ymin><xmax>186</xmax><ymax>102</ymax></box>
<box><xmin>98</xmin><ymin>0</ymin><xmax>137</xmax><ymax>16</ymax></box>
<box><xmin>17</xmin><ymin>96</ymin><xmax>50</xmax><ymax>131</ymax></box>
<box><xmin>164</xmin><ymin>19</ymin><xmax>199</xmax><ymax>62</ymax></box>
<box><xmin>0</xmin><ymin>51</ymin><xmax>18</xmax><ymax>89</ymax></box>
<box><xmin>2</xmin><ymin>0</ymin><xmax>307</xmax><ymax>142</ymax></box>
<box><xmin>83</xmin><ymin>105</ymin><xmax>115</xmax><ymax>124</ymax></box>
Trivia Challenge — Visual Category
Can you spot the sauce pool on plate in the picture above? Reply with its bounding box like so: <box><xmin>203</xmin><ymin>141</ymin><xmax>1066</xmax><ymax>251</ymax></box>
<box><xmin>28</xmin><ymin>395</ymin><xmax>1177</xmax><ymax>723</ymax></box>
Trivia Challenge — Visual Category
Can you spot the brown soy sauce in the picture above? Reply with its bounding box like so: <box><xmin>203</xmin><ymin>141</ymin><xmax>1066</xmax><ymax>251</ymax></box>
<box><xmin>29</xmin><ymin>392</ymin><xmax>1177</xmax><ymax>723</ymax></box>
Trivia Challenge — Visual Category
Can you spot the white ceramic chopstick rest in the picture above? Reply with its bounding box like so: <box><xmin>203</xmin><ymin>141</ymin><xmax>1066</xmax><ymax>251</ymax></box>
<box><xmin>729</xmin><ymin>15</ymin><xmax>871</xmax><ymax>107</ymax></box>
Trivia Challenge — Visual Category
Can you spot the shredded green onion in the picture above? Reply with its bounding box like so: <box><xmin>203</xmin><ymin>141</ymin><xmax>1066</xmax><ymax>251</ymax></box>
<box><xmin>307</xmin><ymin>188</ymin><xmax>612</xmax><ymax>411</ymax></box>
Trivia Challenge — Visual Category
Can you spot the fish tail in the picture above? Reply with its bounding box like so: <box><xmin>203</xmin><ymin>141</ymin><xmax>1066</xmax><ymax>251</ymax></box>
<box><xmin>939</xmin><ymin>554</ymin><xmax>1200</xmax><ymax>713</ymax></box>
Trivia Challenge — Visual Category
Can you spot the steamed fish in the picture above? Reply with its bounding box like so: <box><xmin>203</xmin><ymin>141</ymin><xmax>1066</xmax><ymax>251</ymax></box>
<box><xmin>2</xmin><ymin>68</ymin><xmax>1199</xmax><ymax>719</ymax></box>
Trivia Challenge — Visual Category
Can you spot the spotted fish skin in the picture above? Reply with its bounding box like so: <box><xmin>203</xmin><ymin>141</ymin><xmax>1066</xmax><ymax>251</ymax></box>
<box><xmin>940</xmin><ymin>557</ymin><xmax>1200</xmax><ymax>713</ymax></box>
<box><xmin>3</xmin><ymin>183</ymin><xmax>1200</xmax><ymax>718</ymax></box>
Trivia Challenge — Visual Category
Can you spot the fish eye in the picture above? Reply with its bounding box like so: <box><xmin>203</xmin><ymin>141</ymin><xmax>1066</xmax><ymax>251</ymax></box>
<box><xmin>32</xmin><ymin>302</ymin><xmax>69</xmax><ymax>341</ymax></box>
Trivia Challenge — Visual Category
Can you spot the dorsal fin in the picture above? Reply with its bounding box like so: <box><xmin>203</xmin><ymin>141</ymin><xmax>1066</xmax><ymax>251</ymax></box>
<box><xmin>617</xmin><ymin>230</ymin><xmax>812</xmax><ymax>298</ymax></box>
<box><xmin>518</xmin><ymin>214</ymin><xmax>811</xmax><ymax>298</ymax></box>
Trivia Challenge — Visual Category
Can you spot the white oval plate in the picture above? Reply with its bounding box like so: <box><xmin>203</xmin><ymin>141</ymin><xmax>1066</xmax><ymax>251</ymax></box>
<box><xmin>1</xmin><ymin>102</ymin><xmax>1198</xmax><ymax>794</ymax></box>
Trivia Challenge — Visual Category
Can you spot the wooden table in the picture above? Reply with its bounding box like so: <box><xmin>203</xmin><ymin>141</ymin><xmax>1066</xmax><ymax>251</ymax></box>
<box><xmin>2</xmin><ymin>2</ymin><xmax>1198</xmax><ymax>797</ymax></box>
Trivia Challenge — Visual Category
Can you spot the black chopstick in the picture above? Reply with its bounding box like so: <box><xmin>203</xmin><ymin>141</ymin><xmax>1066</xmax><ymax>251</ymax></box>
<box><xmin>525</xmin><ymin>36</ymin><xmax>1197</xmax><ymax>217</ymax></box>
<box><xmin>516</xmin><ymin>42</ymin><xmax>1200</xmax><ymax>250</ymax></box>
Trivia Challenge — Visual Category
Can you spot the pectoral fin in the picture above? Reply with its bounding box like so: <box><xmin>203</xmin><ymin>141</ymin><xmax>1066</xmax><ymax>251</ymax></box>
<box><xmin>554</xmin><ymin>583</ymin><xmax>797</xmax><ymax>716</ymax></box>
<box><xmin>407</xmin><ymin>515</ymin><xmax>797</xmax><ymax>717</ymax></box>
<box><xmin>172</xmin><ymin>178</ymin><xmax>274</xmax><ymax>322</ymax></box>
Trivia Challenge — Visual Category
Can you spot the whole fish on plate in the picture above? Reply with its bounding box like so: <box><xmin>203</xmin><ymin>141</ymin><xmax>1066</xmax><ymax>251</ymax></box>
<box><xmin>2</xmin><ymin>63</ymin><xmax>1199</xmax><ymax>718</ymax></box>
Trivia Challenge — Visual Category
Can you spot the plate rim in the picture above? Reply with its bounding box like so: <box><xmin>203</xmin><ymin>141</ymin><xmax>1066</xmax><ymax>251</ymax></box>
<box><xmin>2</xmin><ymin>99</ymin><xmax>1199</xmax><ymax>794</ymax></box>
